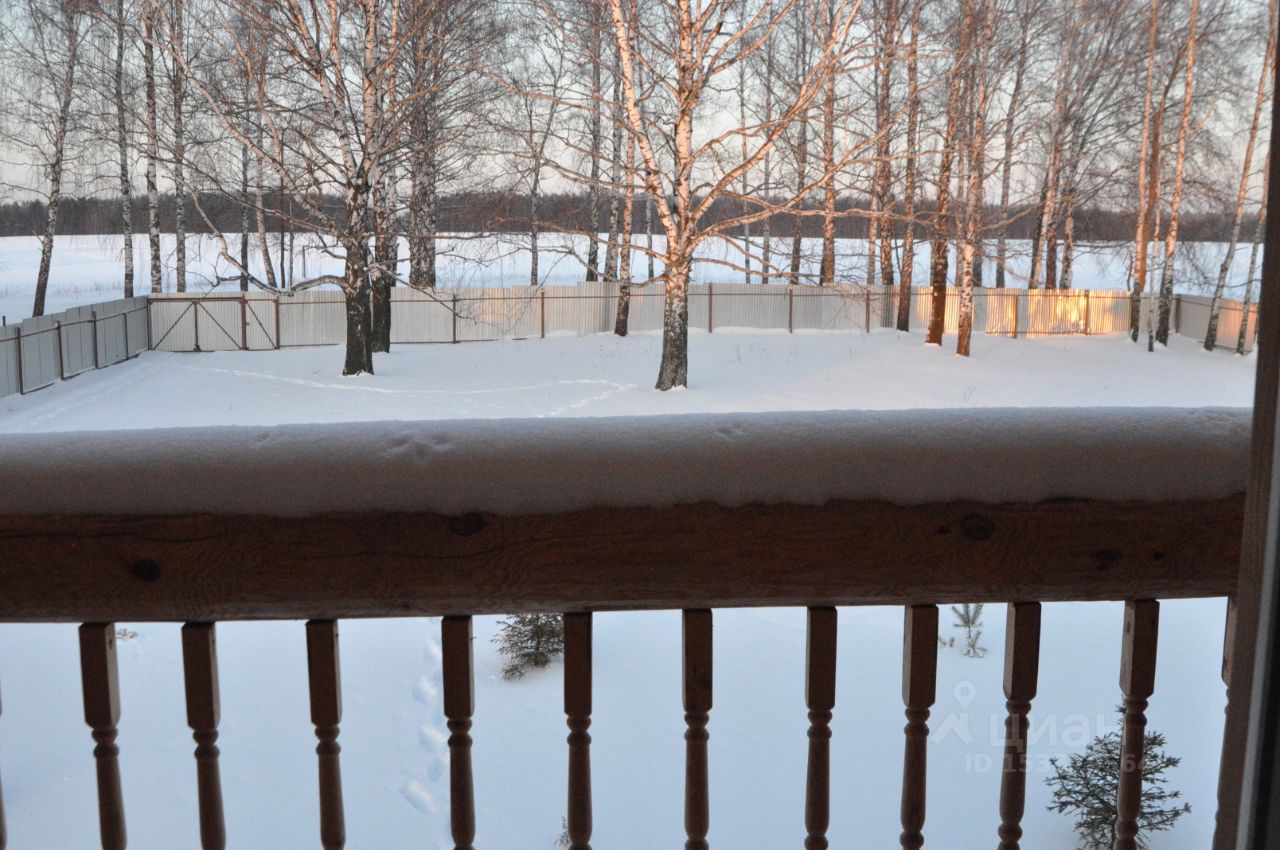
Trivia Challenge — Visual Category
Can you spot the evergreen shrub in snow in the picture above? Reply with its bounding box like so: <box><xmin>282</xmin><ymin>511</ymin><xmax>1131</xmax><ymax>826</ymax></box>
<box><xmin>492</xmin><ymin>614</ymin><xmax>564</xmax><ymax>679</ymax></box>
<box><xmin>1045</xmin><ymin>716</ymin><xmax>1189</xmax><ymax>849</ymax></box>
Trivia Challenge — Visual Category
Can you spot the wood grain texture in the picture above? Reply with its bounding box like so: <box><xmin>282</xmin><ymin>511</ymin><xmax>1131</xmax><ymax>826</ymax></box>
<box><xmin>0</xmin><ymin>498</ymin><xmax>1242</xmax><ymax>623</ymax></box>
<box><xmin>1114</xmin><ymin>600</ymin><xmax>1159</xmax><ymax>850</ymax></box>
<box><xmin>805</xmin><ymin>607</ymin><xmax>837</xmax><ymax>850</ymax></box>
<box><xmin>683</xmin><ymin>609</ymin><xmax>712</xmax><ymax>850</ymax></box>
<box><xmin>306</xmin><ymin>620</ymin><xmax>345</xmax><ymax>850</ymax></box>
<box><xmin>564</xmin><ymin>613</ymin><xmax>592</xmax><ymax>850</ymax></box>
<box><xmin>997</xmin><ymin>603</ymin><xmax>1041</xmax><ymax>850</ymax></box>
<box><xmin>899</xmin><ymin>605</ymin><xmax>938</xmax><ymax>850</ymax></box>
<box><xmin>442</xmin><ymin>616</ymin><xmax>476</xmax><ymax>850</ymax></box>
<box><xmin>79</xmin><ymin>623</ymin><xmax>125</xmax><ymax>850</ymax></box>
<box><xmin>181</xmin><ymin>623</ymin><xmax>225</xmax><ymax>850</ymax></box>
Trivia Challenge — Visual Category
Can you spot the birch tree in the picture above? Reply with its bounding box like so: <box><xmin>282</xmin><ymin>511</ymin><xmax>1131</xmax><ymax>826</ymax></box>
<box><xmin>601</xmin><ymin>0</ymin><xmax>865</xmax><ymax>388</ymax></box>
<box><xmin>1205</xmin><ymin>0</ymin><xmax>1275</xmax><ymax>350</ymax></box>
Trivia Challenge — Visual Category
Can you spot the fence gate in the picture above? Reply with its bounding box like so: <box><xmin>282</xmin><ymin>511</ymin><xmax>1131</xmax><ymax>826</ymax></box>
<box><xmin>150</xmin><ymin>296</ymin><xmax>279</xmax><ymax>352</ymax></box>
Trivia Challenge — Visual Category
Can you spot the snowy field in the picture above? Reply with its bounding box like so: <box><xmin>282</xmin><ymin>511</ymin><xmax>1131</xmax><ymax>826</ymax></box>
<box><xmin>0</xmin><ymin>329</ymin><xmax>1256</xmax><ymax>431</ymax></box>
<box><xmin>0</xmin><ymin>232</ymin><xmax>1263</xmax><ymax>321</ymax></box>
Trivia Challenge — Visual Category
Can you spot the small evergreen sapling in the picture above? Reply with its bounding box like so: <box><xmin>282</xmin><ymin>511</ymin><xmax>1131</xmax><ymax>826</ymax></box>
<box><xmin>492</xmin><ymin>614</ymin><xmax>564</xmax><ymax>680</ymax></box>
<box><xmin>950</xmin><ymin>603</ymin><xmax>987</xmax><ymax>657</ymax></box>
<box><xmin>1045</xmin><ymin>716</ymin><xmax>1190</xmax><ymax>850</ymax></box>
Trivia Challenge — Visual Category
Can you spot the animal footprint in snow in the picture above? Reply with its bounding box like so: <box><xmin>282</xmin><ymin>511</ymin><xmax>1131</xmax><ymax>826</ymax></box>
<box><xmin>413</xmin><ymin>675</ymin><xmax>440</xmax><ymax>705</ymax></box>
<box><xmin>426</xmin><ymin>753</ymin><xmax>448</xmax><ymax>783</ymax></box>
<box><xmin>418</xmin><ymin>724</ymin><xmax>448</xmax><ymax>754</ymax></box>
<box><xmin>399</xmin><ymin>779</ymin><xmax>437</xmax><ymax>815</ymax></box>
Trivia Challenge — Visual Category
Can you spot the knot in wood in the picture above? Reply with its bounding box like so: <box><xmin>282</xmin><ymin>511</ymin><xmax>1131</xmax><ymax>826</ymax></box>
<box><xmin>131</xmin><ymin>559</ymin><xmax>161</xmax><ymax>581</ymax></box>
<box><xmin>448</xmin><ymin>513</ymin><xmax>486</xmax><ymax>537</ymax></box>
<box><xmin>960</xmin><ymin>514</ymin><xmax>995</xmax><ymax>541</ymax></box>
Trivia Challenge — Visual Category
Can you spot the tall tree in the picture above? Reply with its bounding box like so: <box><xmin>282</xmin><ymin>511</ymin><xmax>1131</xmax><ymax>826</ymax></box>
<box><xmin>1205</xmin><ymin>0</ymin><xmax>1275</xmax><ymax>350</ymax></box>
<box><xmin>1155</xmin><ymin>0</ymin><xmax>1200</xmax><ymax>346</ymax></box>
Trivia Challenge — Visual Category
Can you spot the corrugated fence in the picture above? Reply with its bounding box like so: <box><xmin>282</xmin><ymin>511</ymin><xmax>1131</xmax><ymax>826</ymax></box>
<box><xmin>148</xmin><ymin>284</ymin><xmax>1259</xmax><ymax>352</ymax></box>
<box><xmin>0</xmin><ymin>285</ymin><xmax>1256</xmax><ymax>400</ymax></box>
<box><xmin>1</xmin><ymin>296</ymin><xmax>149</xmax><ymax>399</ymax></box>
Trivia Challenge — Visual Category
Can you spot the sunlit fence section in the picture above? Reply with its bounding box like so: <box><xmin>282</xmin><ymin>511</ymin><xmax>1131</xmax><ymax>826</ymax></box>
<box><xmin>146</xmin><ymin>284</ymin><xmax>1261</xmax><ymax>353</ymax></box>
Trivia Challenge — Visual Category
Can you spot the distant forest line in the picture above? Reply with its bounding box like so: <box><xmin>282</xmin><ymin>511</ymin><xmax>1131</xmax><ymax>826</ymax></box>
<box><xmin>0</xmin><ymin>193</ymin><xmax>1258</xmax><ymax>244</ymax></box>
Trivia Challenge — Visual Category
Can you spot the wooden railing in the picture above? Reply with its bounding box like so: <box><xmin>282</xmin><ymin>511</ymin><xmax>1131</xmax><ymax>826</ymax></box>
<box><xmin>0</xmin><ymin>495</ymin><xmax>1247</xmax><ymax>850</ymax></box>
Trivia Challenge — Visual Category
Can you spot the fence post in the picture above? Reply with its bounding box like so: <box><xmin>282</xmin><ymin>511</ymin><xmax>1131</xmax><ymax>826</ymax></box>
<box><xmin>452</xmin><ymin>293</ymin><xmax>459</xmax><ymax>344</ymax></box>
<box><xmin>1174</xmin><ymin>295</ymin><xmax>1182</xmax><ymax>335</ymax></box>
<box><xmin>788</xmin><ymin>286</ymin><xmax>794</xmax><ymax>333</ymax></box>
<box><xmin>14</xmin><ymin>326</ymin><xmax>23</xmax><ymax>394</ymax></box>
<box><xmin>1083</xmin><ymin>290</ymin><xmax>1091</xmax><ymax>335</ymax></box>
<box><xmin>123</xmin><ymin>311</ymin><xmax>131</xmax><ymax>359</ymax></box>
<box><xmin>707</xmin><ymin>283</ymin><xmax>714</xmax><ymax>333</ymax></box>
<box><xmin>1013</xmin><ymin>291</ymin><xmax>1020</xmax><ymax>338</ymax></box>
<box><xmin>145</xmin><ymin>298</ymin><xmax>153</xmax><ymax>350</ymax></box>
<box><xmin>865</xmin><ymin>288</ymin><xmax>871</xmax><ymax>333</ymax></box>
<box><xmin>91</xmin><ymin>311</ymin><xmax>99</xmax><ymax>369</ymax></box>
<box><xmin>540</xmin><ymin>290</ymin><xmax>546</xmax><ymax>339</ymax></box>
<box><xmin>56</xmin><ymin>321</ymin><xmax>65</xmax><ymax>381</ymax></box>
<box><xmin>241</xmin><ymin>296</ymin><xmax>249</xmax><ymax>350</ymax></box>
<box><xmin>193</xmin><ymin>301</ymin><xmax>201</xmax><ymax>352</ymax></box>
<box><xmin>275</xmin><ymin>298</ymin><xmax>282</xmax><ymax>350</ymax></box>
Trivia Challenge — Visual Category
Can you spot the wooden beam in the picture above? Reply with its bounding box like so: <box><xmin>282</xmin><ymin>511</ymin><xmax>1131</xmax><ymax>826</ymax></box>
<box><xmin>0</xmin><ymin>496</ymin><xmax>1243</xmax><ymax>623</ymax></box>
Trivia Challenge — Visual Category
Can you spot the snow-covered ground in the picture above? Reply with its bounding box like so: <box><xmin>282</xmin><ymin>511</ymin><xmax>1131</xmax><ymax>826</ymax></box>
<box><xmin>0</xmin><ymin>329</ymin><xmax>1255</xmax><ymax>432</ymax></box>
<box><xmin>0</xmin><ymin>330</ymin><xmax>1254</xmax><ymax>847</ymax></box>
<box><xmin>0</xmin><ymin>232</ymin><xmax>1263</xmax><ymax>321</ymax></box>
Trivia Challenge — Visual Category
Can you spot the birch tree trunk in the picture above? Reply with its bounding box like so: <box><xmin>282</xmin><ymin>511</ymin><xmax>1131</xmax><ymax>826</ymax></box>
<box><xmin>818</xmin><ymin>35</ymin><xmax>836</xmax><ymax>287</ymax></box>
<box><xmin>895</xmin><ymin>0</ymin><xmax>920</xmax><ymax>331</ymax></box>
<box><xmin>1155</xmin><ymin>0</ymin><xmax>1199</xmax><ymax>346</ymax></box>
<box><xmin>1238</xmin><ymin>156</ymin><xmax>1268</xmax><ymax>355</ymax></box>
<box><xmin>31</xmin><ymin>6</ymin><xmax>79</xmax><ymax>318</ymax></box>
<box><xmin>170</xmin><ymin>0</ymin><xmax>187</xmax><ymax>293</ymax></box>
<box><xmin>586</xmin><ymin>11</ymin><xmax>603</xmax><ymax>281</ymax></box>
<box><xmin>144</xmin><ymin>0</ymin><xmax>163</xmax><ymax>294</ymax></box>
<box><xmin>956</xmin><ymin>0</ymin><xmax>992</xmax><ymax>357</ymax></box>
<box><xmin>1130</xmin><ymin>0</ymin><xmax>1161</xmax><ymax>340</ymax></box>
<box><xmin>926</xmin><ymin>28</ymin><xmax>964</xmax><ymax>346</ymax></box>
<box><xmin>994</xmin><ymin>15</ymin><xmax>1029</xmax><ymax>289</ymax></box>
<box><xmin>1205</xmin><ymin>0</ymin><xmax>1274</xmax><ymax>350</ymax></box>
<box><xmin>875</xmin><ymin>0</ymin><xmax>898</xmax><ymax>290</ymax></box>
<box><xmin>113</xmin><ymin>0</ymin><xmax>134</xmax><ymax>299</ymax></box>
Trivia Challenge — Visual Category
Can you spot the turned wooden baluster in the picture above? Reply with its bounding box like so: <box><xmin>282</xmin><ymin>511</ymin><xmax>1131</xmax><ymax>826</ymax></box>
<box><xmin>182</xmin><ymin>623</ymin><xmax>225</xmax><ymax>850</ymax></box>
<box><xmin>899</xmin><ymin>605</ymin><xmax>938</xmax><ymax>850</ymax></box>
<box><xmin>997</xmin><ymin>603</ymin><xmax>1041</xmax><ymax>850</ymax></box>
<box><xmin>1214</xmin><ymin>601</ymin><xmax>1237</xmax><ymax>848</ymax></box>
<box><xmin>683</xmin><ymin>609</ymin><xmax>712</xmax><ymax>850</ymax></box>
<box><xmin>804</xmin><ymin>607</ymin><xmax>837</xmax><ymax>850</ymax></box>
<box><xmin>306</xmin><ymin>620</ymin><xmax>345</xmax><ymax>850</ymax></box>
<box><xmin>79</xmin><ymin>623</ymin><xmax>126</xmax><ymax>850</ymax></box>
<box><xmin>442</xmin><ymin>616</ymin><xmax>476</xmax><ymax>850</ymax></box>
<box><xmin>1113</xmin><ymin>600</ymin><xmax>1159</xmax><ymax>850</ymax></box>
<box><xmin>564</xmin><ymin>613</ymin><xmax>593</xmax><ymax>850</ymax></box>
<box><xmin>0</xmin><ymin>679</ymin><xmax>7</xmax><ymax>850</ymax></box>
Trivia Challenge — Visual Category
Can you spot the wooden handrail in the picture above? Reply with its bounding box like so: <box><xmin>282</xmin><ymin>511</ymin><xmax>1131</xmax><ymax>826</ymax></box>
<box><xmin>0</xmin><ymin>496</ymin><xmax>1243</xmax><ymax>623</ymax></box>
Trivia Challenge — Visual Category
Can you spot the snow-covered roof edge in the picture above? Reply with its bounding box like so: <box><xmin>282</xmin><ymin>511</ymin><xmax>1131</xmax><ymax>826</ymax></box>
<box><xmin>0</xmin><ymin>407</ymin><xmax>1251</xmax><ymax>517</ymax></box>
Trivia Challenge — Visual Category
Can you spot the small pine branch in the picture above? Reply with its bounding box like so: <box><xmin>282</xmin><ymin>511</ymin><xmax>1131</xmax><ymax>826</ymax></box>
<box><xmin>492</xmin><ymin>614</ymin><xmax>565</xmax><ymax>680</ymax></box>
